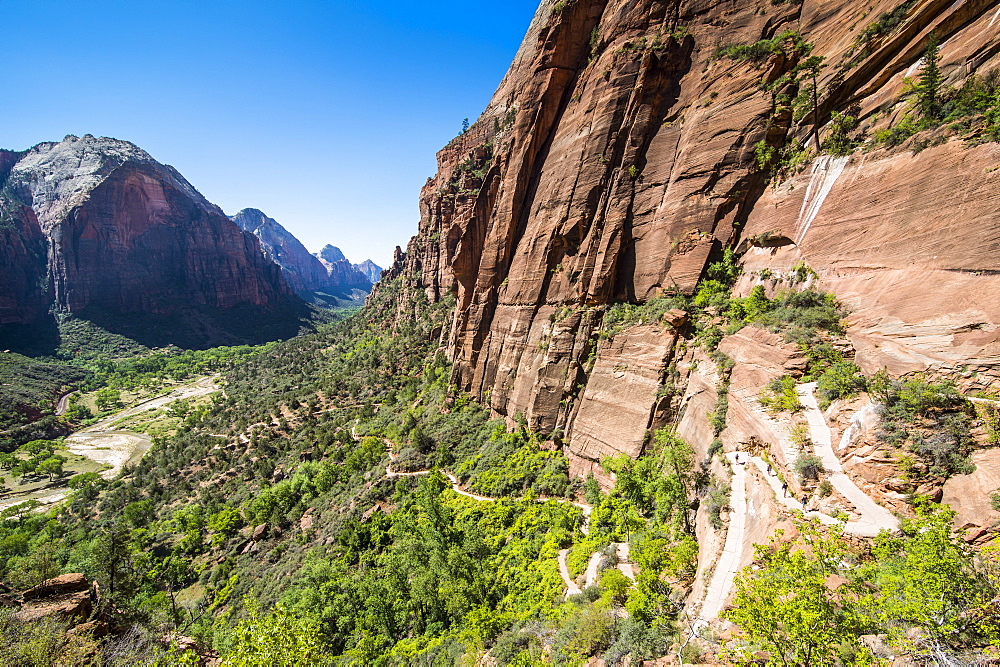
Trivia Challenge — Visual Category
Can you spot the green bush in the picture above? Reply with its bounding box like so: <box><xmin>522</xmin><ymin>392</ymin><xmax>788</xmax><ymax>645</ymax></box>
<box><xmin>816</xmin><ymin>361</ymin><xmax>867</xmax><ymax>408</ymax></box>
<box><xmin>794</xmin><ymin>453</ymin><xmax>825</xmax><ymax>481</ymax></box>
<box><xmin>759</xmin><ymin>375</ymin><xmax>802</xmax><ymax>413</ymax></box>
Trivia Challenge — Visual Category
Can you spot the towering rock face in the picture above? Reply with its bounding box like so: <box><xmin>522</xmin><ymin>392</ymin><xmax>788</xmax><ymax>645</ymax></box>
<box><xmin>353</xmin><ymin>259</ymin><xmax>383</xmax><ymax>284</ymax></box>
<box><xmin>0</xmin><ymin>135</ymin><xmax>301</xmax><ymax>347</ymax></box>
<box><xmin>382</xmin><ymin>0</ymin><xmax>1000</xmax><ymax>477</ymax></box>
<box><xmin>0</xmin><ymin>149</ymin><xmax>49</xmax><ymax>327</ymax></box>
<box><xmin>314</xmin><ymin>245</ymin><xmax>373</xmax><ymax>291</ymax></box>
<box><xmin>231</xmin><ymin>208</ymin><xmax>331</xmax><ymax>295</ymax></box>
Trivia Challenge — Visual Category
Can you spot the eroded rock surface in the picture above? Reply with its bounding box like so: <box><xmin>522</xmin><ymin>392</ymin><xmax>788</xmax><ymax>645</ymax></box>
<box><xmin>0</xmin><ymin>135</ymin><xmax>303</xmax><ymax>346</ymax></box>
<box><xmin>377</xmin><ymin>0</ymin><xmax>1000</xmax><ymax>478</ymax></box>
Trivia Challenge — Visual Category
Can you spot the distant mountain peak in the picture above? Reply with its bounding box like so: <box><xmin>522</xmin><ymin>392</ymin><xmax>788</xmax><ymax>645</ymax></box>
<box><xmin>318</xmin><ymin>244</ymin><xmax>346</xmax><ymax>263</ymax></box>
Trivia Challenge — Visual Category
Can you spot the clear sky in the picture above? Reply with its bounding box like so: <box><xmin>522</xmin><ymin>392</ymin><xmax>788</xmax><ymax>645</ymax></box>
<box><xmin>1</xmin><ymin>0</ymin><xmax>541</xmax><ymax>267</ymax></box>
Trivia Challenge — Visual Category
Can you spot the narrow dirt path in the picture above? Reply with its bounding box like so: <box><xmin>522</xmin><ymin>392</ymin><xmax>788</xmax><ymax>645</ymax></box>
<box><xmin>696</xmin><ymin>452</ymin><xmax>747</xmax><ymax>629</ymax></box>
<box><xmin>797</xmin><ymin>383</ymin><xmax>899</xmax><ymax>537</ymax></box>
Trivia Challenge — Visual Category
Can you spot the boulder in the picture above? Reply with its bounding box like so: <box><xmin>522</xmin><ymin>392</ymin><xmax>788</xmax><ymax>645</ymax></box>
<box><xmin>22</xmin><ymin>573</ymin><xmax>89</xmax><ymax>601</ymax></box>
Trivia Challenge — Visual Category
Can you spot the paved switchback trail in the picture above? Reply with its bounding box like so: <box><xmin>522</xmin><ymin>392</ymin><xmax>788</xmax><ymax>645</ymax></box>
<box><xmin>695</xmin><ymin>452</ymin><xmax>747</xmax><ymax>630</ymax></box>
<box><xmin>797</xmin><ymin>383</ymin><xmax>899</xmax><ymax>537</ymax></box>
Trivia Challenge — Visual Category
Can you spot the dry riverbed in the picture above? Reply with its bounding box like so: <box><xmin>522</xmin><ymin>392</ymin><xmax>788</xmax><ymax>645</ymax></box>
<box><xmin>0</xmin><ymin>376</ymin><xmax>219</xmax><ymax>512</ymax></box>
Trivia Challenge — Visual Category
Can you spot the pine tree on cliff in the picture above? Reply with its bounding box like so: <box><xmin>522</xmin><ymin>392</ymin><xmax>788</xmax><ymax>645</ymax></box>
<box><xmin>916</xmin><ymin>33</ymin><xmax>942</xmax><ymax>121</ymax></box>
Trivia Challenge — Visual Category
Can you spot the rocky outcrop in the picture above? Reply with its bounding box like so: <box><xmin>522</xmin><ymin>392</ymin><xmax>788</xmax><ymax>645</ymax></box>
<box><xmin>0</xmin><ymin>149</ymin><xmax>49</xmax><ymax>326</ymax></box>
<box><xmin>15</xmin><ymin>573</ymin><xmax>95</xmax><ymax>624</ymax></box>
<box><xmin>232</xmin><ymin>208</ymin><xmax>330</xmax><ymax>295</ymax></box>
<box><xmin>0</xmin><ymin>135</ymin><xmax>305</xmax><ymax>348</ymax></box>
<box><xmin>380</xmin><ymin>0</ymin><xmax>1000</xmax><ymax>478</ymax></box>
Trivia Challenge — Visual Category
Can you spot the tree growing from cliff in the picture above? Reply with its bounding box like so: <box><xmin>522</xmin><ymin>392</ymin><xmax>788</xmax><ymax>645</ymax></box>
<box><xmin>916</xmin><ymin>33</ymin><xmax>942</xmax><ymax>121</ymax></box>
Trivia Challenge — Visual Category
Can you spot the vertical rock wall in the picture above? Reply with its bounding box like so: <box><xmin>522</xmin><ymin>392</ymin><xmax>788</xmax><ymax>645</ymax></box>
<box><xmin>380</xmin><ymin>0</ymin><xmax>1000</xmax><ymax>475</ymax></box>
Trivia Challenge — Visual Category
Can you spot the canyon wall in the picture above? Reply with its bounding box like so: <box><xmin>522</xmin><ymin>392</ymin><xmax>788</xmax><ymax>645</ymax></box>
<box><xmin>0</xmin><ymin>135</ymin><xmax>303</xmax><ymax>347</ymax></box>
<box><xmin>382</xmin><ymin>0</ymin><xmax>1000</xmax><ymax>477</ymax></box>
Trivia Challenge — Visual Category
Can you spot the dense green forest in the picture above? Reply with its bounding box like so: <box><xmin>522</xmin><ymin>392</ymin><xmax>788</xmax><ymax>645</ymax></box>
<box><xmin>1</xmin><ymin>271</ymin><xmax>998</xmax><ymax>665</ymax></box>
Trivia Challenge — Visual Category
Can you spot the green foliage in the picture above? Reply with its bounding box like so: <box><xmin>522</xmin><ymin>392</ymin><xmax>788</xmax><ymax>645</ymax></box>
<box><xmin>601</xmin><ymin>294</ymin><xmax>690</xmax><ymax>338</ymax></box>
<box><xmin>859</xmin><ymin>506</ymin><xmax>1000</xmax><ymax>648</ymax></box>
<box><xmin>849</xmin><ymin>0</ymin><xmax>917</xmax><ymax>66</ymax></box>
<box><xmin>816</xmin><ymin>361</ymin><xmax>867</xmax><ymax>408</ymax></box>
<box><xmin>729</xmin><ymin>508</ymin><xmax>1000</xmax><ymax>662</ymax></box>
<box><xmin>754</xmin><ymin>140</ymin><xmax>775</xmax><ymax>171</ymax></box>
<box><xmin>724</xmin><ymin>525</ymin><xmax>872</xmax><ymax>665</ymax></box>
<box><xmin>824</xmin><ymin>111</ymin><xmax>860</xmax><ymax>155</ymax></box>
<box><xmin>794</xmin><ymin>453</ymin><xmax>825</xmax><ymax>481</ymax></box>
<box><xmin>915</xmin><ymin>33</ymin><xmax>942</xmax><ymax>121</ymax></box>
<box><xmin>0</xmin><ymin>353</ymin><xmax>87</xmax><ymax>451</ymax></box>
<box><xmin>759</xmin><ymin>375</ymin><xmax>802</xmax><ymax>413</ymax></box>
<box><xmin>706</xmin><ymin>247</ymin><xmax>741</xmax><ymax>286</ymax></box>
<box><xmin>221</xmin><ymin>599</ymin><xmax>327</xmax><ymax>666</ymax></box>
<box><xmin>458</xmin><ymin>425</ymin><xmax>570</xmax><ymax>498</ymax></box>
<box><xmin>716</xmin><ymin>30</ymin><xmax>809</xmax><ymax>65</ymax></box>
<box><xmin>869</xmin><ymin>371</ymin><xmax>976</xmax><ymax>477</ymax></box>
<box><xmin>705</xmin><ymin>482</ymin><xmax>730</xmax><ymax>529</ymax></box>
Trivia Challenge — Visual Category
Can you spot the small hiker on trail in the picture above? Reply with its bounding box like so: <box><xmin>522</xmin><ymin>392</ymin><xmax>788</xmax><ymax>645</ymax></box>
<box><xmin>801</xmin><ymin>497</ymin><xmax>807</xmax><ymax>510</ymax></box>
<box><xmin>782</xmin><ymin>482</ymin><xmax>788</xmax><ymax>497</ymax></box>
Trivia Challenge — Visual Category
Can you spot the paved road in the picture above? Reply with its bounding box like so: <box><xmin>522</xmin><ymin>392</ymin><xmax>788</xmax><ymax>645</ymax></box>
<box><xmin>0</xmin><ymin>376</ymin><xmax>219</xmax><ymax>513</ymax></box>
<box><xmin>55</xmin><ymin>391</ymin><xmax>77</xmax><ymax>416</ymax></box>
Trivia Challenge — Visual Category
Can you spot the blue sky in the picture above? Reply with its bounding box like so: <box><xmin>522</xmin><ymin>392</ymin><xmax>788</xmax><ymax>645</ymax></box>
<box><xmin>1</xmin><ymin>1</ymin><xmax>540</xmax><ymax>266</ymax></box>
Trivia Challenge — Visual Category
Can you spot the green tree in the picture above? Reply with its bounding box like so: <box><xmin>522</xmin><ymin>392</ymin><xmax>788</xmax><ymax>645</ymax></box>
<box><xmin>858</xmin><ymin>506</ymin><xmax>1000</xmax><ymax>650</ymax></box>
<box><xmin>723</xmin><ymin>526</ymin><xmax>871</xmax><ymax>665</ymax></box>
<box><xmin>220</xmin><ymin>599</ymin><xmax>327</xmax><ymax>666</ymax></box>
<box><xmin>91</xmin><ymin>522</ymin><xmax>134</xmax><ymax>598</ymax></box>
<box><xmin>95</xmin><ymin>387</ymin><xmax>122</xmax><ymax>412</ymax></box>
<box><xmin>37</xmin><ymin>457</ymin><xmax>64</xmax><ymax>481</ymax></box>
<box><xmin>916</xmin><ymin>33</ymin><xmax>942</xmax><ymax>121</ymax></box>
<box><xmin>798</xmin><ymin>55</ymin><xmax>826</xmax><ymax>149</ymax></box>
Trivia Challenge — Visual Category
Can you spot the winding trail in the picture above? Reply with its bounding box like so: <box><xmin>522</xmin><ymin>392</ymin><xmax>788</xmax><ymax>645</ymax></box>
<box><xmin>373</xmin><ymin>433</ymin><xmax>617</xmax><ymax>596</ymax></box>
<box><xmin>695</xmin><ymin>452</ymin><xmax>747</xmax><ymax>630</ymax></box>
<box><xmin>558</xmin><ymin>549</ymin><xmax>582</xmax><ymax>597</ymax></box>
<box><xmin>797</xmin><ymin>383</ymin><xmax>899</xmax><ymax>537</ymax></box>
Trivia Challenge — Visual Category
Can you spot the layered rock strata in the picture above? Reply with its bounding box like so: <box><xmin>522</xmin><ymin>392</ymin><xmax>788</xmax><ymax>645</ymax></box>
<box><xmin>381</xmin><ymin>0</ymin><xmax>1000</xmax><ymax>477</ymax></box>
<box><xmin>232</xmin><ymin>208</ymin><xmax>332</xmax><ymax>295</ymax></box>
<box><xmin>315</xmin><ymin>244</ymin><xmax>375</xmax><ymax>292</ymax></box>
<box><xmin>0</xmin><ymin>135</ymin><xmax>294</xmax><ymax>325</ymax></box>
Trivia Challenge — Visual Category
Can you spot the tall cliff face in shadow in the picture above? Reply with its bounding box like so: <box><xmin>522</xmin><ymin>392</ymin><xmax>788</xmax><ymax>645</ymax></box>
<box><xmin>0</xmin><ymin>135</ymin><xmax>308</xmax><ymax>351</ymax></box>
<box><xmin>379</xmin><ymin>0</ymin><xmax>1000</xmax><ymax>480</ymax></box>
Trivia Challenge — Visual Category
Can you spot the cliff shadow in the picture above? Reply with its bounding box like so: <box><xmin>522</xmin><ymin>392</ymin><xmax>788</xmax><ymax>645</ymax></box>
<box><xmin>74</xmin><ymin>298</ymin><xmax>317</xmax><ymax>351</ymax></box>
<box><xmin>0</xmin><ymin>315</ymin><xmax>61</xmax><ymax>356</ymax></box>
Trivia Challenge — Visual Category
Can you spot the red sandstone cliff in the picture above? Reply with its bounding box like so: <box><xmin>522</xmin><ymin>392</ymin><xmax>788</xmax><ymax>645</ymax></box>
<box><xmin>380</xmin><ymin>0</ymin><xmax>1000</xmax><ymax>479</ymax></box>
<box><xmin>0</xmin><ymin>135</ymin><xmax>297</xmax><ymax>339</ymax></box>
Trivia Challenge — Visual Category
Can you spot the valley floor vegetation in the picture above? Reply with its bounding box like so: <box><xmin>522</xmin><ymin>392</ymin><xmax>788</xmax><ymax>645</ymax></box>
<box><xmin>1</xmin><ymin>266</ymin><xmax>999</xmax><ymax>665</ymax></box>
